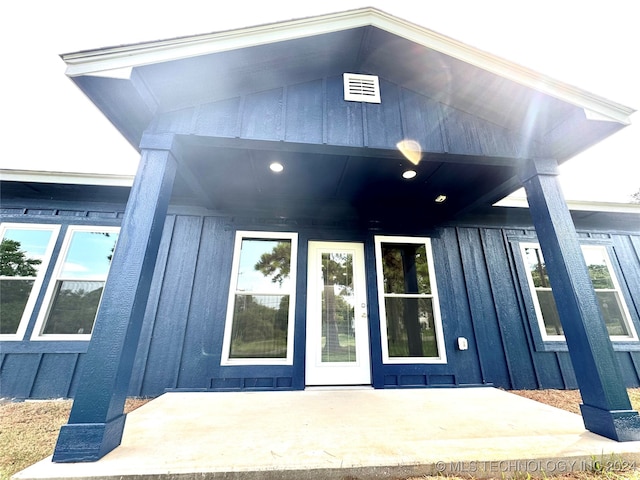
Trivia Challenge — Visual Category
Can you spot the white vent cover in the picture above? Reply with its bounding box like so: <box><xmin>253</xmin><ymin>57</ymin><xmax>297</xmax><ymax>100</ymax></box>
<box><xmin>343</xmin><ymin>73</ymin><xmax>381</xmax><ymax>103</ymax></box>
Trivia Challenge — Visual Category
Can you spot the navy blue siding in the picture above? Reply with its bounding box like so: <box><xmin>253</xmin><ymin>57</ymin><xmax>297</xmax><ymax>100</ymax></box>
<box><xmin>284</xmin><ymin>80</ymin><xmax>324</xmax><ymax>144</ymax></box>
<box><xmin>0</xmin><ymin>354</ymin><xmax>41</xmax><ymax>398</ymax></box>
<box><xmin>140</xmin><ymin>215</ymin><xmax>203</xmax><ymax>393</ymax></box>
<box><xmin>365</xmin><ymin>79</ymin><xmax>403</xmax><ymax>148</ymax></box>
<box><xmin>177</xmin><ymin>216</ymin><xmax>230</xmax><ymax>390</ymax></box>
<box><xmin>431</xmin><ymin>229</ymin><xmax>484</xmax><ymax>385</ymax></box>
<box><xmin>2</xmin><ymin>201</ymin><xmax>640</xmax><ymax>398</ymax></box>
<box><xmin>458</xmin><ymin>227</ymin><xmax>511</xmax><ymax>386</ymax></box>
<box><xmin>30</xmin><ymin>354</ymin><xmax>79</xmax><ymax>398</ymax></box>
<box><xmin>399</xmin><ymin>89</ymin><xmax>445</xmax><ymax>154</ymax></box>
<box><xmin>482</xmin><ymin>229</ymin><xmax>538</xmax><ymax>389</ymax></box>
<box><xmin>195</xmin><ymin>98</ymin><xmax>241</xmax><ymax>138</ymax></box>
<box><xmin>325</xmin><ymin>76</ymin><xmax>364</xmax><ymax>147</ymax></box>
<box><xmin>241</xmin><ymin>88</ymin><xmax>284</xmax><ymax>141</ymax></box>
<box><xmin>150</xmin><ymin>74</ymin><xmax>537</xmax><ymax>159</ymax></box>
<box><xmin>128</xmin><ymin>215</ymin><xmax>176</xmax><ymax>395</ymax></box>
<box><xmin>0</xmin><ymin>203</ymin><xmax>124</xmax><ymax>399</ymax></box>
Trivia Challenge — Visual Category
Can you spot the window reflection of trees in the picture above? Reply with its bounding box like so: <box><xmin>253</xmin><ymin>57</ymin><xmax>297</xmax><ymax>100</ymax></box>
<box><xmin>42</xmin><ymin>229</ymin><xmax>119</xmax><ymax>336</ymax></box>
<box><xmin>320</xmin><ymin>253</ymin><xmax>356</xmax><ymax>363</ymax></box>
<box><xmin>229</xmin><ymin>240</ymin><xmax>292</xmax><ymax>359</ymax></box>
<box><xmin>382</xmin><ymin>243</ymin><xmax>438</xmax><ymax>358</ymax></box>
<box><xmin>524</xmin><ymin>245</ymin><xmax>630</xmax><ymax>338</ymax></box>
<box><xmin>0</xmin><ymin>238</ymin><xmax>42</xmax><ymax>334</ymax></box>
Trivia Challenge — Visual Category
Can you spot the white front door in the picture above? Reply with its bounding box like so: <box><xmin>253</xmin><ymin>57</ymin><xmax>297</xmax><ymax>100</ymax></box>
<box><xmin>305</xmin><ymin>241</ymin><xmax>371</xmax><ymax>386</ymax></box>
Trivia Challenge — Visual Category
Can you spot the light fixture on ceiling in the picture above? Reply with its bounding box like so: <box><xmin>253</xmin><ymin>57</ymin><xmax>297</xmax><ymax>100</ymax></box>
<box><xmin>435</xmin><ymin>194</ymin><xmax>447</xmax><ymax>203</ymax></box>
<box><xmin>269</xmin><ymin>162</ymin><xmax>284</xmax><ymax>173</ymax></box>
<box><xmin>402</xmin><ymin>170</ymin><xmax>417</xmax><ymax>179</ymax></box>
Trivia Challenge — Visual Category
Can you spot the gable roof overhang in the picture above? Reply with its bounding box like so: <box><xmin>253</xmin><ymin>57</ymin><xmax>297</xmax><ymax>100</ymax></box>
<box><xmin>59</xmin><ymin>8</ymin><xmax>635</xmax><ymax>226</ymax></box>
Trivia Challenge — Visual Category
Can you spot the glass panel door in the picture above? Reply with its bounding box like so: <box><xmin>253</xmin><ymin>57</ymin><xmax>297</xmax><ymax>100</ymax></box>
<box><xmin>306</xmin><ymin>242</ymin><xmax>370</xmax><ymax>385</ymax></box>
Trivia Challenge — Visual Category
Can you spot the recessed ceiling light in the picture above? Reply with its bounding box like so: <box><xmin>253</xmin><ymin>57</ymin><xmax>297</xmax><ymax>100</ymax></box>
<box><xmin>435</xmin><ymin>194</ymin><xmax>447</xmax><ymax>203</ymax></box>
<box><xmin>269</xmin><ymin>162</ymin><xmax>284</xmax><ymax>173</ymax></box>
<box><xmin>402</xmin><ymin>170</ymin><xmax>417</xmax><ymax>179</ymax></box>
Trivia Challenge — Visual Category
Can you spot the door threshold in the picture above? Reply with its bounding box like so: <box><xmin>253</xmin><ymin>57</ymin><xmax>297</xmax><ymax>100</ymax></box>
<box><xmin>304</xmin><ymin>385</ymin><xmax>374</xmax><ymax>391</ymax></box>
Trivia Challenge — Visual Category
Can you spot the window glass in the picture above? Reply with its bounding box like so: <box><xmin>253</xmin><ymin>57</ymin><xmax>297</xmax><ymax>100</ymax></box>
<box><xmin>58</xmin><ymin>231</ymin><xmax>116</xmax><ymax>278</ymax></box>
<box><xmin>521</xmin><ymin>243</ymin><xmax>636</xmax><ymax>340</ymax></box>
<box><xmin>375</xmin><ymin>237</ymin><xmax>445</xmax><ymax>363</ymax></box>
<box><xmin>224</xmin><ymin>234</ymin><xmax>297</xmax><ymax>362</ymax></box>
<box><xmin>320</xmin><ymin>252</ymin><xmax>356</xmax><ymax>362</ymax></box>
<box><xmin>381</xmin><ymin>243</ymin><xmax>431</xmax><ymax>294</ymax></box>
<box><xmin>0</xmin><ymin>225</ymin><xmax>58</xmax><ymax>336</ymax></box>
<box><xmin>38</xmin><ymin>227</ymin><xmax>119</xmax><ymax>337</ymax></box>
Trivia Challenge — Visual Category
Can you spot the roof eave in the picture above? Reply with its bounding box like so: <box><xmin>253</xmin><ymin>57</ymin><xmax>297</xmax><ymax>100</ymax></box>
<box><xmin>60</xmin><ymin>7</ymin><xmax>635</xmax><ymax>127</ymax></box>
<box><xmin>0</xmin><ymin>169</ymin><xmax>135</xmax><ymax>187</ymax></box>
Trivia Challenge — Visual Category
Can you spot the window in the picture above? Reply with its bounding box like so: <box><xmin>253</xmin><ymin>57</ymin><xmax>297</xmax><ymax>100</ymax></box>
<box><xmin>520</xmin><ymin>243</ymin><xmax>637</xmax><ymax>341</ymax></box>
<box><xmin>32</xmin><ymin>226</ymin><xmax>119</xmax><ymax>340</ymax></box>
<box><xmin>374</xmin><ymin>236</ymin><xmax>446</xmax><ymax>363</ymax></box>
<box><xmin>0</xmin><ymin>223</ymin><xmax>60</xmax><ymax>339</ymax></box>
<box><xmin>221</xmin><ymin>231</ymin><xmax>298</xmax><ymax>364</ymax></box>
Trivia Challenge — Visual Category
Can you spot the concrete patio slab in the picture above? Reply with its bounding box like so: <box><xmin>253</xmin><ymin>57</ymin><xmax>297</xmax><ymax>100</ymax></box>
<box><xmin>13</xmin><ymin>387</ymin><xmax>640</xmax><ymax>479</ymax></box>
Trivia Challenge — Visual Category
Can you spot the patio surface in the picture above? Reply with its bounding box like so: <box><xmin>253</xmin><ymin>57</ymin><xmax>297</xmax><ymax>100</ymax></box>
<box><xmin>13</xmin><ymin>387</ymin><xmax>640</xmax><ymax>479</ymax></box>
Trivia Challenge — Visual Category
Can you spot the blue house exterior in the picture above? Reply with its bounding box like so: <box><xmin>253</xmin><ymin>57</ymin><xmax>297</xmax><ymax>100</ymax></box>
<box><xmin>1</xmin><ymin>8</ymin><xmax>639</xmax><ymax>461</ymax></box>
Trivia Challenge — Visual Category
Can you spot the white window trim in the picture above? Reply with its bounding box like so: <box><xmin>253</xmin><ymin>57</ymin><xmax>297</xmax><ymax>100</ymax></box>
<box><xmin>221</xmin><ymin>231</ymin><xmax>298</xmax><ymax>365</ymax></box>
<box><xmin>374</xmin><ymin>235</ymin><xmax>447</xmax><ymax>364</ymax></box>
<box><xmin>0</xmin><ymin>223</ymin><xmax>60</xmax><ymax>341</ymax></box>
<box><xmin>31</xmin><ymin>225</ymin><xmax>120</xmax><ymax>341</ymax></box>
<box><xmin>519</xmin><ymin>242</ymin><xmax>638</xmax><ymax>342</ymax></box>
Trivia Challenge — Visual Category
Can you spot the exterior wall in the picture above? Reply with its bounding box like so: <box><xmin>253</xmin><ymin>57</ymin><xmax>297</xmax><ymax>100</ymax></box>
<box><xmin>0</xmin><ymin>199</ymin><xmax>125</xmax><ymax>399</ymax></box>
<box><xmin>2</xmin><ymin>200</ymin><xmax>639</xmax><ymax>399</ymax></box>
<box><xmin>150</xmin><ymin>75</ymin><xmax>542</xmax><ymax>160</ymax></box>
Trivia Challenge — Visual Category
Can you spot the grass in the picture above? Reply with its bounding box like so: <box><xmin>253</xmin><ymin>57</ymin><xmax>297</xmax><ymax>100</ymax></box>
<box><xmin>1</xmin><ymin>390</ymin><xmax>639</xmax><ymax>480</ymax></box>
<box><xmin>0</xmin><ymin>398</ymin><xmax>148</xmax><ymax>480</ymax></box>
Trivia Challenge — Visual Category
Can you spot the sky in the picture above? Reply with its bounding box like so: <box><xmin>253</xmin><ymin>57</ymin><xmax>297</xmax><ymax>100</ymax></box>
<box><xmin>2</xmin><ymin>0</ymin><xmax>639</xmax><ymax>203</ymax></box>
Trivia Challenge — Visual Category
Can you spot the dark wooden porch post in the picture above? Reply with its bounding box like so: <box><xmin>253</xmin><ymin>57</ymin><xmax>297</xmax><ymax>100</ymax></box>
<box><xmin>520</xmin><ymin>157</ymin><xmax>640</xmax><ymax>441</ymax></box>
<box><xmin>52</xmin><ymin>135</ymin><xmax>178</xmax><ymax>462</ymax></box>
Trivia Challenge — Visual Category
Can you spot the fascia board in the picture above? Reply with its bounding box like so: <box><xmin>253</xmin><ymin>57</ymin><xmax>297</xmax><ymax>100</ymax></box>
<box><xmin>60</xmin><ymin>7</ymin><xmax>635</xmax><ymax>126</ymax></box>
<box><xmin>366</xmin><ymin>12</ymin><xmax>635</xmax><ymax>126</ymax></box>
<box><xmin>0</xmin><ymin>169</ymin><xmax>134</xmax><ymax>187</ymax></box>
<box><xmin>60</xmin><ymin>8</ymin><xmax>383</xmax><ymax>76</ymax></box>
<box><xmin>495</xmin><ymin>195</ymin><xmax>640</xmax><ymax>213</ymax></box>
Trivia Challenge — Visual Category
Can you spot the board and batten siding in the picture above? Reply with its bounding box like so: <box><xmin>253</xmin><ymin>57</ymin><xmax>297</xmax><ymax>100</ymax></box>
<box><xmin>2</xmin><ymin>206</ymin><xmax>639</xmax><ymax>399</ymax></box>
<box><xmin>151</xmin><ymin>75</ymin><xmax>541</xmax><ymax>160</ymax></box>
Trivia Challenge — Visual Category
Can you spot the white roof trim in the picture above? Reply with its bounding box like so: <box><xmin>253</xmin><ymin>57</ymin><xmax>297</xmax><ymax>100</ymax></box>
<box><xmin>0</xmin><ymin>169</ymin><xmax>134</xmax><ymax>187</ymax></box>
<box><xmin>495</xmin><ymin>196</ymin><xmax>640</xmax><ymax>213</ymax></box>
<box><xmin>60</xmin><ymin>8</ymin><xmax>634</xmax><ymax>126</ymax></box>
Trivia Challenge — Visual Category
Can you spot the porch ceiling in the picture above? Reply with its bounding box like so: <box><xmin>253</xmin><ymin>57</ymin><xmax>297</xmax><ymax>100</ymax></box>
<box><xmin>170</xmin><ymin>138</ymin><xmax>517</xmax><ymax>225</ymax></box>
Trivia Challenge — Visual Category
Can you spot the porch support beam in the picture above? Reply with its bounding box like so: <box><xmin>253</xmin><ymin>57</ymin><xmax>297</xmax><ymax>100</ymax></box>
<box><xmin>52</xmin><ymin>137</ymin><xmax>178</xmax><ymax>462</ymax></box>
<box><xmin>520</xmin><ymin>157</ymin><xmax>640</xmax><ymax>441</ymax></box>
<box><xmin>177</xmin><ymin>134</ymin><xmax>522</xmax><ymax>167</ymax></box>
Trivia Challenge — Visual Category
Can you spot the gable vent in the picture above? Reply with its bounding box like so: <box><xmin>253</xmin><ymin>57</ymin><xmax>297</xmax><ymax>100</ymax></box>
<box><xmin>343</xmin><ymin>73</ymin><xmax>381</xmax><ymax>103</ymax></box>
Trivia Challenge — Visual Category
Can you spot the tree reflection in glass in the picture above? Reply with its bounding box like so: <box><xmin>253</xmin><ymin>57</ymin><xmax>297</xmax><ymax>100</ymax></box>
<box><xmin>229</xmin><ymin>239</ymin><xmax>292</xmax><ymax>359</ymax></box>
<box><xmin>381</xmin><ymin>243</ymin><xmax>438</xmax><ymax>358</ymax></box>
<box><xmin>0</xmin><ymin>229</ymin><xmax>51</xmax><ymax>334</ymax></box>
<box><xmin>320</xmin><ymin>252</ymin><xmax>356</xmax><ymax>363</ymax></box>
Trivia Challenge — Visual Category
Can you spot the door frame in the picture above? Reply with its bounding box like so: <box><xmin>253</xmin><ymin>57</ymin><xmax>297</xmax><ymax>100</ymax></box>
<box><xmin>305</xmin><ymin>241</ymin><xmax>371</xmax><ymax>386</ymax></box>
